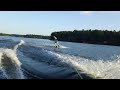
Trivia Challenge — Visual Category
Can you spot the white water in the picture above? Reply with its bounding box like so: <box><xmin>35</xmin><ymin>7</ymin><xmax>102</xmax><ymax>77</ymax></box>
<box><xmin>0</xmin><ymin>40</ymin><xmax>24</xmax><ymax>79</ymax></box>
<box><xmin>14</xmin><ymin>40</ymin><xmax>25</xmax><ymax>52</ymax></box>
<box><xmin>25</xmin><ymin>42</ymin><xmax>69</xmax><ymax>49</ymax></box>
<box><xmin>1</xmin><ymin>36</ymin><xmax>120</xmax><ymax>79</ymax></box>
<box><xmin>46</xmin><ymin>50</ymin><xmax>120</xmax><ymax>79</ymax></box>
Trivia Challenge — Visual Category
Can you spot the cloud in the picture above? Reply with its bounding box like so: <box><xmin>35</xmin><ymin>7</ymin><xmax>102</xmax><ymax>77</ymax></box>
<box><xmin>100</xmin><ymin>11</ymin><xmax>120</xmax><ymax>13</ymax></box>
<box><xmin>80</xmin><ymin>11</ymin><xmax>120</xmax><ymax>15</ymax></box>
<box><xmin>80</xmin><ymin>11</ymin><xmax>95</xmax><ymax>15</ymax></box>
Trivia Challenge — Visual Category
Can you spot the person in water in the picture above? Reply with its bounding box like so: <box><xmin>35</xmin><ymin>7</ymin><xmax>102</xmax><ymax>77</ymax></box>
<box><xmin>53</xmin><ymin>36</ymin><xmax>59</xmax><ymax>48</ymax></box>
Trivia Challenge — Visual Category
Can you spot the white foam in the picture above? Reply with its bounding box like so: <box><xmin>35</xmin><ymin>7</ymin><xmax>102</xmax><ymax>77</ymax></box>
<box><xmin>0</xmin><ymin>40</ymin><xmax>25</xmax><ymax>79</ymax></box>
<box><xmin>14</xmin><ymin>40</ymin><xmax>25</xmax><ymax>52</ymax></box>
<box><xmin>46</xmin><ymin>50</ymin><xmax>120</xmax><ymax>79</ymax></box>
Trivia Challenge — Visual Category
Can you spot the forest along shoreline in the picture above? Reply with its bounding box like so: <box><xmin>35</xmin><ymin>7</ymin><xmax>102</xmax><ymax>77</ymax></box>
<box><xmin>1</xmin><ymin>29</ymin><xmax>120</xmax><ymax>46</ymax></box>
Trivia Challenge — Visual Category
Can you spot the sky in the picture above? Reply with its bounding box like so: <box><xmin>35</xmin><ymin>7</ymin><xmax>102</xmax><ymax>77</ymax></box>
<box><xmin>0</xmin><ymin>11</ymin><xmax>120</xmax><ymax>35</ymax></box>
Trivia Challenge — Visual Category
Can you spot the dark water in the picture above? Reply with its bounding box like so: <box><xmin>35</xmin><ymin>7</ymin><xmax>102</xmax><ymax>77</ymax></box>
<box><xmin>0</xmin><ymin>36</ymin><xmax>120</xmax><ymax>79</ymax></box>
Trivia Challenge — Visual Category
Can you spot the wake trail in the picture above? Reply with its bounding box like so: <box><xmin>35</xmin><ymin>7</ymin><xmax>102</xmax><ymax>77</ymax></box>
<box><xmin>0</xmin><ymin>40</ymin><xmax>25</xmax><ymax>79</ymax></box>
<box><xmin>46</xmin><ymin>50</ymin><xmax>120</xmax><ymax>79</ymax></box>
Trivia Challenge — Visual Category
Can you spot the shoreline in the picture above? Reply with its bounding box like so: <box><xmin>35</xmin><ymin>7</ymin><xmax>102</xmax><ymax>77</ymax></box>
<box><xmin>0</xmin><ymin>35</ymin><xmax>120</xmax><ymax>47</ymax></box>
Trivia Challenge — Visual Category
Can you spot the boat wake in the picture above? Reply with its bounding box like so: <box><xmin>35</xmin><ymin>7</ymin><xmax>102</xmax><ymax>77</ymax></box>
<box><xmin>0</xmin><ymin>40</ymin><xmax>25</xmax><ymax>79</ymax></box>
<box><xmin>45</xmin><ymin>50</ymin><xmax>120</xmax><ymax>79</ymax></box>
<box><xmin>1</xmin><ymin>38</ymin><xmax>120</xmax><ymax>79</ymax></box>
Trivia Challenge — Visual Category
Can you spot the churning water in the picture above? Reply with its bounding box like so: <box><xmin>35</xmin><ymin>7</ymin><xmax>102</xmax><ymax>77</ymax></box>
<box><xmin>0</xmin><ymin>36</ymin><xmax>120</xmax><ymax>79</ymax></box>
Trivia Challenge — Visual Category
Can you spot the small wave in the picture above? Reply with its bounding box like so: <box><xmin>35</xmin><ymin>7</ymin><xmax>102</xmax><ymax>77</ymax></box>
<box><xmin>13</xmin><ymin>40</ymin><xmax>25</xmax><ymax>53</ymax></box>
<box><xmin>0</xmin><ymin>40</ymin><xmax>25</xmax><ymax>79</ymax></box>
<box><xmin>46</xmin><ymin>51</ymin><xmax>120</xmax><ymax>79</ymax></box>
<box><xmin>17</xmin><ymin>50</ymin><xmax>80</xmax><ymax>79</ymax></box>
<box><xmin>24</xmin><ymin>42</ymin><xmax>69</xmax><ymax>49</ymax></box>
<box><xmin>16</xmin><ymin>40</ymin><xmax>120</xmax><ymax>79</ymax></box>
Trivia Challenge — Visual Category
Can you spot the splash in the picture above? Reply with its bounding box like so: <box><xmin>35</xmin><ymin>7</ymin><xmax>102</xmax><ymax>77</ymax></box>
<box><xmin>0</xmin><ymin>40</ymin><xmax>25</xmax><ymax>79</ymax></box>
<box><xmin>25</xmin><ymin>42</ymin><xmax>69</xmax><ymax>49</ymax></box>
<box><xmin>14</xmin><ymin>40</ymin><xmax>25</xmax><ymax>53</ymax></box>
<box><xmin>46</xmin><ymin>51</ymin><xmax>120</xmax><ymax>79</ymax></box>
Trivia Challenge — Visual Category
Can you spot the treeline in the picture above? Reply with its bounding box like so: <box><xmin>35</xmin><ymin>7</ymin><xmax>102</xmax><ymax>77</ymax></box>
<box><xmin>24</xmin><ymin>34</ymin><xmax>50</xmax><ymax>39</ymax></box>
<box><xmin>0</xmin><ymin>33</ymin><xmax>50</xmax><ymax>39</ymax></box>
<box><xmin>50</xmin><ymin>29</ymin><xmax>120</xmax><ymax>46</ymax></box>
